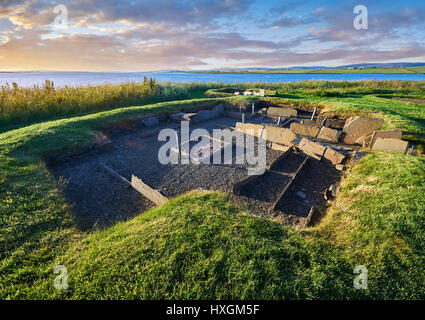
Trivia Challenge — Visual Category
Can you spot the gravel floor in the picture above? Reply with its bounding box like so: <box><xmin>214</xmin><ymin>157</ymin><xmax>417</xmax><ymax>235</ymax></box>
<box><xmin>49</xmin><ymin>117</ymin><xmax>282</xmax><ymax>230</ymax></box>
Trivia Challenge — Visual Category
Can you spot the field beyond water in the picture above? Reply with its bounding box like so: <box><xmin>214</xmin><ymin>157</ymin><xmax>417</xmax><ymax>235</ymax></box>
<box><xmin>194</xmin><ymin>66</ymin><xmax>425</xmax><ymax>74</ymax></box>
<box><xmin>0</xmin><ymin>80</ymin><xmax>424</xmax><ymax>299</ymax></box>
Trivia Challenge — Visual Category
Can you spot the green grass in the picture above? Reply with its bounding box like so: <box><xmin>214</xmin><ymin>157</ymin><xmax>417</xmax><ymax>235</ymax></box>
<box><xmin>1</xmin><ymin>80</ymin><xmax>425</xmax><ymax>299</ymax></box>
<box><xmin>0</xmin><ymin>80</ymin><xmax>223</xmax><ymax>132</ymax></box>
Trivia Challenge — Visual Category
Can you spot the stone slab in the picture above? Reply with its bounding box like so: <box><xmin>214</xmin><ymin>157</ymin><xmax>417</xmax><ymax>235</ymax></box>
<box><xmin>317</xmin><ymin>126</ymin><xmax>340</xmax><ymax>142</ymax></box>
<box><xmin>323</xmin><ymin>147</ymin><xmax>346</xmax><ymax>165</ymax></box>
<box><xmin>290</xmin><ymin>122</ymin><xmax>320</xmax><ymax>138</ymax></box>
<box><xmin>298</xmin><ymin>138</ymin><xmax>326</xmax><ymax>158</ymax></box>
<box><xmin>267</xmin><ymin>106</ymin><xmax>297</xmax><ymax>118</ymax></box>
<box><xmin>263</xmin><ymin>126</ymin><xmax>298</xmax><ymax>146</ymax></box>
<box><xmin>370</xmin><ymin>129</ymin><xmax>403</xmax><ymax>148</ymax></box>
<box><xmin>372</xmin><ymin>138</ymin><xmax>408</xmax><ymax>154</ymax></box>
<box><xmin>235</xmin><ymin>122</ymin><xmax>264</xmax><ymax>138</ymax></box>
<box><xmin>131</xmin><ymin>175</ymin><xmax>168</xmax><ymax>205</ymax></box>
<box><xmin>269</xmin><ymin>143</ymin><xmax>291</xmax><ymax>152</ymax></box>
<box><xmin>343</xmin><ymin>116</ymin><xmax>384</xmax><ymax>144</ymax></box>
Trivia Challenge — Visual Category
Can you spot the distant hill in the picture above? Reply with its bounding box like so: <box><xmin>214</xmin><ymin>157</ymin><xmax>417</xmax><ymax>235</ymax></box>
<box><xmin>170</xmin><ymin>62</ymin><xmax>425</xmax><ymax>73</ymax></box>
<box><xmin>339</xmin><ymin>62</ymin><xmax>425</xmax><ymax>68</ymax></box>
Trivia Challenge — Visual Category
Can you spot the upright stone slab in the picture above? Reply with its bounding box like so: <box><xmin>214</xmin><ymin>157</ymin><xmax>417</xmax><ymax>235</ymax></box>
<box><xmin>290</xmin><ymin>122</ymin><xmax>320</xmax><ymax>138</ymax></box>
<box><xmin>298</xmin><ymin>138</ymin><xmax>326</xmax><ymax>159</ymax></box>
<box><xmin>342</xmin><ymin>116</ymin><xmax>384</xmax><ymax>144</ymax></box>
<box><xmin>267</xmin><ymin>107</ymin><xmax>297</xmax><ymax>118</ymax></box>
<box><xmin>197</xmin><ymin>103</ymin><xmax>224</xmax><ymax>121</ymax></box>
<box><xmin>263</xmin><ymin>126</ymin><xmax>298</xmax><ymax>146</ymax></box>
<box><xmin>372</xmin><ymin>138</ymin><xmax>408</xmax><ymax>154</ymax></box>
<box><xmin>317</xmin><ymin>126</ymin><xmax>340</xmax><ymax>142</ymax></box>
<box><xmin>370</xmin><ymin>129</ymin><xmax>403</xmax><ymax>148</ymax></box>
<box><xmin>323</xmin><ymin>147</ymin><xmax>345</xmax><ymax>165</ymax></box>
<box><xmin>235</xmin><ymin>122</ymin><xmax>264</xmax><ymax>138</ymax></box>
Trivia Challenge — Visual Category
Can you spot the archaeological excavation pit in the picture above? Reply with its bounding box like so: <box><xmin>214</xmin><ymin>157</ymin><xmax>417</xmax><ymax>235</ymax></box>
<box><xmin>46</xmin><ymin>102</ymin><xmax>366</xmax><ymax>230</ymax></box>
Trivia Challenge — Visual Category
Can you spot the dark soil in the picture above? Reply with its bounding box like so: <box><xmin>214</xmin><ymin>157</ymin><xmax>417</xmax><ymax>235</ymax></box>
<box><xmin>48</xmin><ymin>117</ymin><xmax>281</xmax><ymax>230</ymax></box>
<box><xmin>273</xmin><ymin>157</ymin><xmax>343</xmax><ymax>216</ymax></box>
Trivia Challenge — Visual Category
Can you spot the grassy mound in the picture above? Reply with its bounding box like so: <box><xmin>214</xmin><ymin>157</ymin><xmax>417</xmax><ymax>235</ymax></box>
<box><xmin>35</xmin><ymin>152</ymin><xmax>425</xmax><ymax>299</ymax></box>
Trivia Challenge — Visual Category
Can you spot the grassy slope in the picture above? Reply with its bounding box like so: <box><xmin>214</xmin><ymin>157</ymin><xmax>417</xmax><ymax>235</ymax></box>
<box><xmin>1</xmin><ymin>82</ymin><xmax>425</xmax><ymax>299</ymax></box>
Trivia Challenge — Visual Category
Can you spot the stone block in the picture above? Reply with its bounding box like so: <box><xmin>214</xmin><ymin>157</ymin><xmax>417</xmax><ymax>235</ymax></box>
<box><xmin>235</xmin><ymin>122</ymin><xmax>264</xmax><ymax>137</ymax></box>
<box><xmin>298</xmin><ymin>138</ymin><xmax>326</xmax><ymax>159</ymax></box>
<box><xmin>290</xmin><ymin>122</ymin><xmax>320</xmax><ymax>137</ymax></box>
<box><xmin>317</xmin><ymin>126</ymin><xmax>340</xmax><ymax>142</ymax></box>
<box><xmin>269</xmin><ymin>143</ymin><xmax>291</xmax><ymax>152</ymax></box>
<box><xmin>267</xmin><ymin>106</ymin><xmax>297</xmax><ymax>118</ymax></box>
<box><xmin>372</xmin><ymin>138</ymin><xmax>408</xmax><ymax>154</ymax></box>
<box><xmin>370</xmin><ymin>129</ymin><xmax>403</xmax><ymax>148</ymax></box>
<box><xmin>263</xmin><ymin>126</ymin><xmax>298</xmax><ymax>146</ymax></box>
<box><xmin>343</xmin><ymin>116</ymin><xmax>384</xmax><ymax>144</ymax></box>
<box><xmin>131</xmin><ymin>175</ymin><xmax>168</xmax><ymax>205</ymax></box>
<box><xmin>323</xmin><ymin>147</ymin><xmax>346</xmax><ymax>165</ymax></box>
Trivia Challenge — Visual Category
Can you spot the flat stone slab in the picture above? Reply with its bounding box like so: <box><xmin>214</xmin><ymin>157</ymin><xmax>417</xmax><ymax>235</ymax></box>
<box><xmin>269</xmin><ymin>143</ymin><xmax>291</xmax><ymax>152</ymax></box>
<box><xmin>235</xmin><ymin>122</ymin><xmax>264</xmax><ymax>138</ymax></box>
<box><xmin>370</xmin><ymin>129</ymin><xmax>403</xmax><ymax>148</ymax></box>
<box><xmin>263</xmin><ymin>126</ymin><xmax>298</xmax><ymax>146</ymax></box>
<box><xmin>131</xmin><ymin>175</ymin><xmax>168</xmax><ymax>205</ymax></box>
<box><xmin>372</xmin><ymin>138</ymin><xmax>408</xmax><ymax>154</ymax></box>
<box><xmin>317</xmin><ymin>126</ymin><xmax>340</xmax><ymax>142</ymax></box>
<box><xmin>172</xmin><ymin>135</ymin><xmax>231</xmax><ymax>164</ymax></box>
<box><xmin>343</xmin><ymin>116</ymin><xmax>384</xmax><ymax>144</ymax></box>
<box><xmin>298</xmin><ymin>138</ymin><xmax>327</xmax><ymax>159</ymax></box>
<box><xmin>290</xmin><ymin>122</ymin><xmax>320</xmax><ymax>138</ymax></box>
<box><xmin>323</xmin><ymin>147</ymin><xmax>346</xmax><ymax>165</ymax></box>
<box><xmin>267</xmin><ymin>106</ymin><xmax>297</xmax><ymax>118</ymax></box>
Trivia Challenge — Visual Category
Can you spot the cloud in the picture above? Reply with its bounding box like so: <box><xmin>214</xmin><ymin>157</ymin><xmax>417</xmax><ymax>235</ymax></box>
<box><xmin>0</xmin><ymin>0</ymin><xmax>424</xmax><ymax>71</ymax></box>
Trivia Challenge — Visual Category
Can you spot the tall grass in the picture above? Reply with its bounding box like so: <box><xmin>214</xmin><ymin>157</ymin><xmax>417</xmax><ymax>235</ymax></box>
<box><xmin>1</xmin><ymin>79</ymin><xmax>424</xmax><ymax>131</ymax></box>
<box><xmin>0</xmin><ymin>79</ymin><xmax>222</xmax><ymax>129</ymax></box>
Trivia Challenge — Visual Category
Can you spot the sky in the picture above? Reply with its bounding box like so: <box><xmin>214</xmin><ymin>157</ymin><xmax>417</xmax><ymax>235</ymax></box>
<box><xmin>0</xmin><ymin>0</ymin><xmax>424</xmax><ymax>71</ymax></box>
